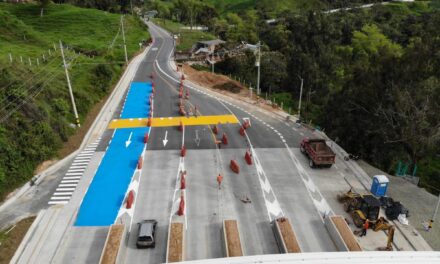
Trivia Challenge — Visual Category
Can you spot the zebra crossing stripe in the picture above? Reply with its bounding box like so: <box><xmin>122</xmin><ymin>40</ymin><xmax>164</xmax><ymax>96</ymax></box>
<box><xmin>53</xmin><ymin>192</ymin><xmax>73</xmax><ymax>196</ymax></box>
<box><xmin>72</xmin><ymin>162</ymin><xmax>88</xmax><ymax>166</ymax></box>
<box><xmin>66</xmin><ymin>173</ymin><xmax>83</xmax><ymax>176</ymax></box>
<box><xmin>69</xmin><ymin>166</ymin><xmax>86</xmax><ymax>169</ymax></box>
<box><xmin>48</xmin><ymin>201</ymin><xmax>69</xmax><ymax>205</ymax></box>
<box><xmin>56</xmin><ymin>188</ymin><xmax>75</xmax><ymax>192</ymax></box>
<box><xmin>61</xmin><ymin>180</ymin><xmax>79</xmax><ymax>184</ymax></box>
<box><xmin>64</xmin><ymin>176</ymin><xmax>81</xmax><ymax>180</ymax></box>
<box><xmin>50</xmin><ymin>196</ymin><xmax>71</xmax><ymax>200</ymax></box>
<box><xmin>59</xmin><ymin>184</ymin><xmax>77</xmax><ymax>187</ymax></box>
<box><xmin>68</xmin><ymin>169</ymin><xmax>85</xmax><ymax>173</ymax></box>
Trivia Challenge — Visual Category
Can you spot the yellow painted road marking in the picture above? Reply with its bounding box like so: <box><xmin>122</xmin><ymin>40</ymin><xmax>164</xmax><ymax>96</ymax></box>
<box><xmin>108</xmin><ymin>115</ymin><xmax>239</xmax><ymax>129</ymax></box>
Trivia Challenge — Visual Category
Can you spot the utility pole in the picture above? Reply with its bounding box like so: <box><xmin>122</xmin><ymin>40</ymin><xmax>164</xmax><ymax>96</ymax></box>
<box><xmin>431</xmin><ymin>194</ymin><xmax>440</xmax><ymax>229</ymax></box>
<box><xmin>121</xmin><ymin>16</ymin><xmax>128</xmax><ymax>64</ymax></box>
<box><xmin>60</xmin><ymin>40</ymin><xmax>80</xmax><ymax>127</ymax></box>
<box><xmin>297</xmin><ymin>75</ymin><xmax>304</xmax><ymax>121</ymax></box>
<box><xmin>256</xmin><ymin>41</ymin><xmax>261</xmax><ymax>95</ymax></box>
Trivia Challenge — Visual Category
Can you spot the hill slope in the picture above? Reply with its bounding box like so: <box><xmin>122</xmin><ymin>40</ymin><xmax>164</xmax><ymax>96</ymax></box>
<box><xmin>0</xmin><ymin>3</ymin><xmax>149</xmax><ymax>200</ymax></box>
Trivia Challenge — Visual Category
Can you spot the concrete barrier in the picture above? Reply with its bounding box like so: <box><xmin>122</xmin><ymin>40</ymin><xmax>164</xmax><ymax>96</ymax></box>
<box><xmin>166</xmin><ymin>222</ymin><xmax>184</xmax><ymax>263</ymax></box>
<box><xmin>324</xmin><ymin>215</ymin><xmax>361</xmax><ymax>251</ymax></box>
<box><xmin>99</xmin><ymin>224</ymin><xmax>127</xmax><ymax>264</ymax></box>
<box><xmin>222</xmin><ymin>220</ymin><xmax>243</xmax><ymax>257</ymax></box>
<box><xmin>271</xmin><ymin>217</ymin><xmax>301</xmax><ymax>253</ymax></box>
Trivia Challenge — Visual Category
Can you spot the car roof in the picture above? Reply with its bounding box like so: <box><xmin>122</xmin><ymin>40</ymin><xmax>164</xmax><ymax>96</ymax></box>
<box><xmin>138</xmin><ymin>220</ymin><xmax>157</xmax><ymax>236</ymax></box>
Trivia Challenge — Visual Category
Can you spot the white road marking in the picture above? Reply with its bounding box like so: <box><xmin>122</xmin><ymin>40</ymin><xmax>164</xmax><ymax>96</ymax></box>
<box><xmin>53</xmin><ymin>192</ymin><xmax>73</xmax><ymax>196</ymax></box>
<box><xmin>48</xmin><ymin>201</ymin><xmax>69</xmax><ymax>205</ymax></box>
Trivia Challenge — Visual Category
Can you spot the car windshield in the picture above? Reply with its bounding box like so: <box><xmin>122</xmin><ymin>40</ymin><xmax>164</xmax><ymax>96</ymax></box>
<box><xmin>139</xmin><ymin>236</ymin><xmax>152</xmax><ymax>242</ymax></box>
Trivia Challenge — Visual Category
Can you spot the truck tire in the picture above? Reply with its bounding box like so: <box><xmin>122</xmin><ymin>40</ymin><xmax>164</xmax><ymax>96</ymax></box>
<box><xmin>309</xmin><ymin>159</ymin><xmax>315</xmax><ymax>168</ymax></box>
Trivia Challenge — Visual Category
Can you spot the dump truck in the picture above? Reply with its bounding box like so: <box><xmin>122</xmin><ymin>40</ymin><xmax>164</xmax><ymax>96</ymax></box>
<box><xmin>300</xmin><ymin>138</ymin><xmax>336</xmax><ymax>168</ymax></box>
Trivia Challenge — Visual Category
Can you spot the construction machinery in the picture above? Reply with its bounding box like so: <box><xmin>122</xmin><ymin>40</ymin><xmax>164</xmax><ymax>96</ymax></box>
<box><xmin>377</xmin><ymin>224</ymin><xmax>395</xmax><ymax>251</ymax></box>
<box><xmin>337</xmin><ymin>189</ymin><xmax>381</xmax><ymax>228</ymax></box>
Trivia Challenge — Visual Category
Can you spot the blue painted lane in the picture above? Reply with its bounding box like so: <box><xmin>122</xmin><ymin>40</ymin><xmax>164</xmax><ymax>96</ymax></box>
<box><xmin>75</xmin><ymin>82</ymin><xmax>152</xmax><ymax>226</ymax></box>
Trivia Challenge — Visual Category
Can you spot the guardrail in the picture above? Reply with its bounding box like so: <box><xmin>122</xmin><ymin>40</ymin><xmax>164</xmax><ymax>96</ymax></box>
<box><xmin>271</xmin><ymin>217</ymin><xmax>301</xmax><ymax>253</ymax></box>
<box><xmin>222</xmin><ymin>220</ymin><xmax>243</xmax><ymax>257</ymax></box>
<box><xmin>166</xmin><ymin>222</ymin><xmax>184</xmax><ymax>263</ymax></box>
<box><xmin>324</xmin><ymin>215</ymin><xmax>361</xmax><ymax>251</ymax></box>
<box><xmin>99</xmin><ymin>224</ymin><xmax>127</xmax><ymax>264</ymax></box>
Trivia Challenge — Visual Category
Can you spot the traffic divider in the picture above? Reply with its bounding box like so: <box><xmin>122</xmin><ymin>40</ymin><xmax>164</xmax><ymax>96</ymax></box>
<box><xmin>179</xmin><ymin>121</ymin><xmax>184</xmax><ymax>132</ymax></box>
<box><xmin>177</xmin><ymin>192</ymin><xmax>185</xmax><ymax>216</ymax></box>
<box><xmin>137</xmin><ymin>156</ymin><xmax>143</xmax><ymax>169</ymax></box>
<box><xmin>125</xmin><ymin>190</ymin><xmax>135</xmax><ymax>209</ymax></box>
<box><xmin>213</xmin><ymin>124</ymin><xmax>218</xmax><ymax>134</ymax></box>
<box><xmin>147</xmin><ymin>117</ymin><xmax>152</xmax><ymax>127</ymax></box>
<box><xmin>243</xmin><ymin>120</ymin><xmax>250</xmax><ymax>129</ymax></box>
<box><xmin>144</xmin><ymin>133</ymin><xmax>149</xmax><ymax>143</ymax></box>
<box><xmin>181</xmin><ymin>145</ymin><xmax>186</xmax><ymax>157</ymax></box>
<box><xmin>245</xmin><ymin>150</ymin><xmax>252</xmax><ymax>165</ymax></box>
<box><xmin>222</xmin><ymin>133</ymin><xmax>228</xmax><ymax>145</ymax></box>
<box><xmin>185</xmin><ymin>89</ymin><xmax>189</xmax><ymax>99</ymax></box>
<box><xmin>239</xmin><ymin>126</ymin><xmax>245</xmax><ymax>136</ymax></box>
<box><xmin>230</xmin><ymin>160</ymin><xmax>239</xmax><ymax>174</ymax></box>
<box><xmin>180</xmin><ymin>171</ymin><xmax>186</xmax><ymax>190</ymax></box>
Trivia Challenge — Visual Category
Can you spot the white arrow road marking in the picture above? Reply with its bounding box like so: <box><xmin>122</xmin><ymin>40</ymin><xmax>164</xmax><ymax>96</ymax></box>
<box><xmin>163</xmin><ymin>130</ymin><xmax>169</xmax><ymax>146</ymax></box>
<box><xmin>125</xmin><ymin>131</ymin><xmax>133</xmax><ymax>148</ymax></box>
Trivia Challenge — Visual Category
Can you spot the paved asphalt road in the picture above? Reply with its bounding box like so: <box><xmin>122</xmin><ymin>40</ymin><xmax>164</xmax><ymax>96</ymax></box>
<box><xmin>124</xmin><ymin>22</ymin><xmax>336</xmax><ymax>263</ymax></box>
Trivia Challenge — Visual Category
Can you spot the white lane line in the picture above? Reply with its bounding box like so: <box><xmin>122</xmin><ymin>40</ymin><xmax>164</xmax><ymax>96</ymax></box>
<box><xmin>48</xmin><ymin>201</ymin><xmax>69</xmax><ymax>205</ymax></box>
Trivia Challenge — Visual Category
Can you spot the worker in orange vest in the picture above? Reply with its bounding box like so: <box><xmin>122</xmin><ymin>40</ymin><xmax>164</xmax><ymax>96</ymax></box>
<box><xmin>217</xmin><ymin>174</ymin><xmax>223</xmax><ymax>189</ymax></box>
<box><xmin>360</xmin><ymin>219</ymin><xmax>369</xmax><ymax>237</ymax></box>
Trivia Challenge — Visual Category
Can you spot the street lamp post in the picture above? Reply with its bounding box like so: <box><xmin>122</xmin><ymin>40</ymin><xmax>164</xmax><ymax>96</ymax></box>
<box><xmin>297</xmin><ymin>75</ymin><xmax>304</xmax><ymax>121</ymax></box>
<box><xmin>256</xmin><ymin>41</ymin><xmax>261</xmax><ymax>96</ymax></box>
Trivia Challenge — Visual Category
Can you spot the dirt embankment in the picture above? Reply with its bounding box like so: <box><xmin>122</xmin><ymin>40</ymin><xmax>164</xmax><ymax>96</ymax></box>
<box><xmin>181</xmin><ymin>64</ymin><xmax>287</xmax><ymax>116</ymax></box>
<box><xmin>0</xmin><ymin>216</ymin><xmax>36</xmax><ymax>264</ymax></box>
<box><xmin>182</xmin><ymin>64</ymin><xmax>248</xmax><ymax>96</ymax></box>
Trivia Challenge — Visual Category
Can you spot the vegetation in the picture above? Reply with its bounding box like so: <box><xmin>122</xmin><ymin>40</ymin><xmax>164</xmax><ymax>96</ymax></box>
<box><xmin>146</xmin><ymin>0</ymin><xmax>440</xmax><ymax>193</ymax></box>
<box><xmin>0</xmin><ymin>3</ymin><xmax>149</xmax><ymax>200</ymax></box>
<box><xmin>152</xmin><ymin>18</ymin><xmax>215</xmax><ymax>51</ymax></box>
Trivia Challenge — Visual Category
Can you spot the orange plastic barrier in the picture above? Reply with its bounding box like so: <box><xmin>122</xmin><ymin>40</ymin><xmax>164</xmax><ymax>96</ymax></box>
<box><xmin>181</xmin><ymin>174</ymin><xmax>186</xmax><ymax>189</ymax></box>
<box><xmin>181</xmin><ymin>146</ymin><xmax>186</xmax><ymax>157</ymax></box>
<box><xmin>147</xmin><ymin>118</ymin><xmax>152</xmax><ymax>127</ymax></box>
<box><xmin>222</xmin><ymin>133</ymin><xmax>228</xmax><ymax>145</ymax></box>
<box><xmin>243</xmin><ymin>120</ymin><xmax>250</xmax><ymax>129</ymax></box>
<box><xmin>230</xmin><ymin>160</ymin><xmax>239</xmax><ymax>174</ymax></box>
<box><xmin>126</xmin><ymin>190</ymin><xmax>134</xmax><ymax>209</ymax></box>
<box><xmin>239</xmin><ymin>126</ymin><xmax>245</xmax><ymax>136</ymax></box>
<box><xmin>137</xmin><ymin>156</ymin><xmax>143</xmax><ymax>169</ymax></box>
<box><xmin>177</xmin><ymin>193</ymin><xmax>185</xmax><ymax>216</ymax></box>
<box><xmin>245</xmin><ymin>150</ymin><xmax>252</xmax><ymax>165</ymax></box>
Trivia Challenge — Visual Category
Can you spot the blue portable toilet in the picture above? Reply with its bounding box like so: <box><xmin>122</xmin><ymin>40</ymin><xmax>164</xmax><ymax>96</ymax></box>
<box><xmin>371</xmin><ymin>175</ymin><xmax>389</xmax><ymax>197</ymax></box>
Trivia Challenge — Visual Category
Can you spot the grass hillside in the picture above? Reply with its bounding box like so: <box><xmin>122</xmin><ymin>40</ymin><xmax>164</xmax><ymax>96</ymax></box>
<box><xmin>0</xmin><ymin>3</ymin><xmax>149</xmax><ymax>200</ymax></box>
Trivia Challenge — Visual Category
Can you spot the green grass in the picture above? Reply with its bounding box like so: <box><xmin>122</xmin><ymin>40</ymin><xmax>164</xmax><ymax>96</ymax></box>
<box><xmin>152</xmin><ymin>18</ymin><xmax>215</xmax><ymax>51</ymax></box>
<box><xmin>0</xmin><ymin>3</ymin><xmax>149</xmax><ymax>200</ymax></box>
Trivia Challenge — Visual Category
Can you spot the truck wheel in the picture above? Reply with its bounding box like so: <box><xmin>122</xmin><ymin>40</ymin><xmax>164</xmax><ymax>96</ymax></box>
<box><xmin>300</xmin><ymin>146</ymin><xmax>305</xmax><ymax>154</ymax></box>
<box><xmin>309</xmin><ymin>159</ymin><xmax>315</xmax><ymax>168</ymax></box>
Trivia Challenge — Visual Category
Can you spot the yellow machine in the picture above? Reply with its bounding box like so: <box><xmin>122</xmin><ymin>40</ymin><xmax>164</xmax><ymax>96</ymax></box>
<box><xmin>337</xmin><ymin>189</ymin><xmax>381</xmax><ymax>228</ymax></box>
